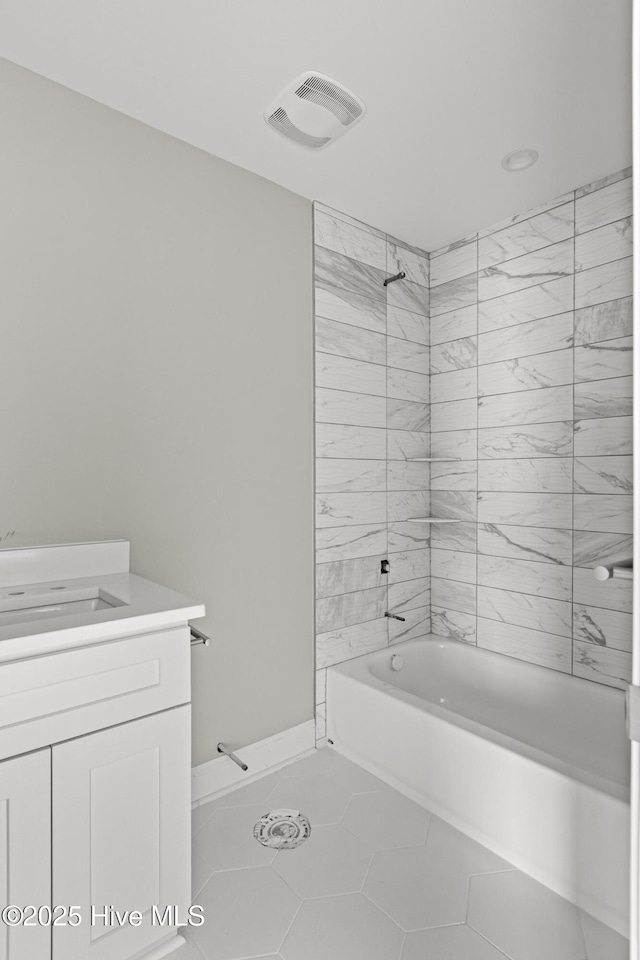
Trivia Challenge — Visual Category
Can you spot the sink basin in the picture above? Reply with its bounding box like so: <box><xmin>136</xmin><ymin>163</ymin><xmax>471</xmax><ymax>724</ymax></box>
<box><xmin>0</xmin><ymin>588</ymin><xmax>126</xmax><ymax>628</ymax></box>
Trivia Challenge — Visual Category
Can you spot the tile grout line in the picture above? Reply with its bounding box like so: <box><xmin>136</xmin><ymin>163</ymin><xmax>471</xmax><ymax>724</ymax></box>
<box><xmin>316</xmin><ymin>175</ymin><xmax>631</xmax><ymax>684</ymax></box>
<box><xmin>428</xmin><ymin>245</ymin><xmax>432</xmax><ymax>632</ymax></box>
<box><xmin>385</xmin><ymin>236</ymin><xmax>390</xmax><ymax>649</ymax></box>
<box><xmin>315</xmin><ymin>226</ymin><xmax>429</xmax><ymax>697</ymax></box>
<box><xmin>430</xmin><ymin>292</ymin><xmax>630</xmax><ymax>349</ymax></box>
<box><xmin>571</xmin><ymin>184</ymin><xmax>577</xmax><ymax>676</ymax></box>
<box><xmin>477</xmin><ymin>211</ymin><xmax>630</xmax><ymax>274</ymax></box>
<box><xmin>475</xmin><ymin>236</ymin><xmax>480</xmax><ymax>646</ymax></box>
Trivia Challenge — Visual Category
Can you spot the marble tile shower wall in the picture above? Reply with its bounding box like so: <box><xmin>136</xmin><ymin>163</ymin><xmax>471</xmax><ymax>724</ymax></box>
<box><xmin>429</xmin><ymin>167</ymin><xmax>633</xmax><ymax>689</ymax></box>
<box><xmin>314</xmin><ymin>203</ymin><xmax>431</xmax><ymax>742</ymax></box>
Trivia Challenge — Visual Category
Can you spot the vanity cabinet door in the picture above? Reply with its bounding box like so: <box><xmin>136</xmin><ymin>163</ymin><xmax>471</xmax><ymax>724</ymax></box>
<box><xmin>0</xmin><ymin>749</ymin><xmax>51</xmax><ymax>960</ymax></box>
<box><xmin>52</xmin><ymin>706</ymin><xmax>191</xmax><ymax>960</ymax></box>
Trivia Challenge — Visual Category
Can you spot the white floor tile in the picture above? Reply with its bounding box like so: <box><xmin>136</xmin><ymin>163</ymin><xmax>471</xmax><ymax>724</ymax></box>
<box><xmin>278</xmin><ymin>749</ymin><xmax>340</xmax><ymax>778</ymax></box>
<box><xmin>191</xmin><ymin>845</ymin><xmax>215</xmax><ymax>899</ymax></box>
<box><xmin>324</xmin><ymin>752</ymin><xmax>389</xmax><ymax>794</ymax></box>
<box><xmin>173</xmin><ymin>938</ymin><xmax>206</xmax><ymax>960</ymax></box>
<box><xmin>579</xmin><ymin>908</ymin><xmax>629</xmax><ymax>960</ymax></box>
<box><xmin>402</xmin><ymin>923</ymin><xmax>511</xmax><ymax>960</ymax></box>
<box><xmin>192</xmin><ymin>772</ymin><xmax>283</xmax><ymax>837</ymax></box>
<box><xmin>192</xmin><ymin>803</ymin><xmax>217</xmax><ymax>837</ymax></box>
<box><xmin>266</xmin><ymin>773</ymin><xmax>352</xmax><ymax>824</ymax></box>
<box><xmin>189</xmin><ymin>751</ymin><xmax>623</xmax><ymax>960</ymax></box>
<box><xmin>281</xmin><ymin>747</ymin><xmax>387</xmax><ymax>794</ymax></box>
<box><xmin>364</xmin><ymin>846</ymin><xmax>469</xmax><ymax>930</ymax></box>
<box><xmin>191</xmin><ymin>867</ymin><xmax>299</xmax><ymax>960</ymax></box>
<box><xmin>425</xmin><ymin>816</ymin><xmax>513</xmax><ymax>876</ymax></box>
<box><xmin>272</xmin><ymin>824</ymin><xmax>372</xmax><ymax>898</ymax></box>
<box><xmin>468</xmin><ymin>871</ymin><xmax>586</xmax><ymax>960</ymax></box>
<box><xmin>342</xmin><ymin>788</ymin><xmax>431</xmax><ymax>850</ymax></box>
<box><xmin>196</xmin><ymin>805</ymin><xmax>276</xmax><ymax>871</ymax></box>
<box><xmin>280</xmin><ymin>893</ymin><xmax>403</xmax><ymax>960</ymax></box>
<box><xmin>192</xmin><ymin>945</ymin><xmax>280</xmax><ymax>960</ymax></box>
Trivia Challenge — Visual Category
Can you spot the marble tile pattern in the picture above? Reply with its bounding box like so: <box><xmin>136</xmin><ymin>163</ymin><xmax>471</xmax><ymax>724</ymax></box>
<box><xmin>428</xmin><ymin>169</ymin><xmax>633</xmax><ymax>688</ymax></box>
<box><xmin>314</xmin><ymin>168</ymin><xmax>633</xmax><ymax>741</ymax></box>
<box><xmin>313</xmin><ymin>205</ymin><xmax>430</xmax><ymax>738</ymax></box>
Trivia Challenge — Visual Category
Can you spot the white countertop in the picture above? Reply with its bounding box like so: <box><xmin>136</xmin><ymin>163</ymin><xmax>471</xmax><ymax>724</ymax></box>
<box><xmin>0</xmin><ymin>571</ymin><xmax>205</xmax><ymax>663</ymax></box>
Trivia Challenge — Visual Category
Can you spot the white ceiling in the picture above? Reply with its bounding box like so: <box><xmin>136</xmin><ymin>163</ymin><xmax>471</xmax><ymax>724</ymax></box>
<box><xmin>0</xmin><ymin>0</ymin><xmax>632</xmax><ymax>250</ymax></box>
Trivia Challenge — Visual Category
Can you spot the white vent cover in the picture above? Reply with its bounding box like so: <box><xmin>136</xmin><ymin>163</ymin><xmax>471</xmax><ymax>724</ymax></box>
<box><xmin>264</xmin><ymin>72</ymin><xmax>366</xmax><ymax>149</ymax></box>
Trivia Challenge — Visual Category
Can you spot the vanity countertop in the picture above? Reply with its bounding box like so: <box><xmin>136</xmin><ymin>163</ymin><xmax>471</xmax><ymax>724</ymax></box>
<box><xmin>0</xmin><ymin>541</ymin><xmax>205</xmax><ymax>662</ymax></box>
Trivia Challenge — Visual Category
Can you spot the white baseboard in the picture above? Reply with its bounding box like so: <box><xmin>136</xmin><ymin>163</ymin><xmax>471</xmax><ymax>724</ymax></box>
<box><xmin>191</xmin><ymin>719</ymin><xmax>316</xmax><ymax>805</ymax></box>
<box><xmin>134</xmin><ymin>933</ymin><xmax>185</xmax><ymax>960</ymax></box>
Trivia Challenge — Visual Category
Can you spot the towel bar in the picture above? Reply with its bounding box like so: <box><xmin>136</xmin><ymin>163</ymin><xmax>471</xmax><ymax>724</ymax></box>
<box><xmin>217</xmin><ymin>742</ymin><xmax>248</xmax><ymax>771</ymax></box>
<box><xmin>190</xmin><ymin>625</ymin><xmax>210</xmax><ymax>646</ymax></box>
<box><xmin>593</xmin><ymin>563</ymin><xmax>633</xmax><ymax>581</ymax></box>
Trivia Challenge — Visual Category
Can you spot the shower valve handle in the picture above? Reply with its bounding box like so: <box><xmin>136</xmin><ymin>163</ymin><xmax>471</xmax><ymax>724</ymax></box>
<box><xmin>385</xmin><ymin>612</ymin><xmax>406</xmax><ymax>622</ymax></box>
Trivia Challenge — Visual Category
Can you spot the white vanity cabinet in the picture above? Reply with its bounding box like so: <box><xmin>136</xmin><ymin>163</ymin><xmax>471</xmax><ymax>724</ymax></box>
<box><xmin>0</xmin><ymin>542</ymin><xmax>205</xmax><ymax>960</ymax></box>
<box><xmin>0</xmin><ymin>675</ymin><xmax>192</xmax><ymax>960</ymax></box>
<box><xmin>52</xmin><ymin>706</ymin><xmax>191</xmax><ymax>960</ymax></box>
<box><xmin>1</xmin><ymin>707</ymin><xmax>191</xmax><ymax>960</ymax></box>
<box><xmin>0</xmin><ymin>749</ymin><xmax>51</xmax><ymax>960</ymax></box>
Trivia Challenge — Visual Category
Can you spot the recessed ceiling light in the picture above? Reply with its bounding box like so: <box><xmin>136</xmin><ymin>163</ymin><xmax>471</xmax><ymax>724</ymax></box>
<box><xmin>501</xmin><ymin>149</ymin><xmax>539</xmax><ymax>172</ymax></box>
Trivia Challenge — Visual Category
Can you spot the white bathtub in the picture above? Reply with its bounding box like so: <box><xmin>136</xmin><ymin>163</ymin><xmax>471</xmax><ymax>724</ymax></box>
<box><xmin>327</xmin><ymin>636</ymin><xmax>631</xmax><ymax>935</ymax></box>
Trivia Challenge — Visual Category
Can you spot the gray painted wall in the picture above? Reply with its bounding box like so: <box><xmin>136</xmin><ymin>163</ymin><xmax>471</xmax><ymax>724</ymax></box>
<box><xmin>0</xmin><ymin>58</ymin><xmax>315</xmax><ymax>766</ymax></box>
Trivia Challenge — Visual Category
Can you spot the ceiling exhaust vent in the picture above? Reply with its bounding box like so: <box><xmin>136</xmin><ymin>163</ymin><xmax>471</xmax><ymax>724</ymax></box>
<box><xmin>265</xmin><ymin>72</ymin><xmax>366</xmax><ymax>149</ymax></box>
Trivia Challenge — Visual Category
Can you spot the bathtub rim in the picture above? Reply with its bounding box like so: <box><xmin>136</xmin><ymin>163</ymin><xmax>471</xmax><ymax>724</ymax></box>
<box><xmin>329</xmin><ymin>637</ymin><xmax>630</xmax><ymax>805</ymax></box>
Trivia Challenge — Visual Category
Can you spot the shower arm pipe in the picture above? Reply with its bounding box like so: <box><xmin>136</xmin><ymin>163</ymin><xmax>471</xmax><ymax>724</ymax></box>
<box><xmin>383</xmin><ymin>271</ymin><xmax>406</xmax><ymax>286</ymax></box>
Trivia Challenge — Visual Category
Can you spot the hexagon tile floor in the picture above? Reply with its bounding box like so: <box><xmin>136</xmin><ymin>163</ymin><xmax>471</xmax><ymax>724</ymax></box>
<box><xmin>177</xmin><ymin>747</ymin><xmax>628</xmax><ymax>960</ymax></box>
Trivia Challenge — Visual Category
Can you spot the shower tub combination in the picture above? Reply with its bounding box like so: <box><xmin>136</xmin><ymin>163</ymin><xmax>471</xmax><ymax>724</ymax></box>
<box><xmin>327</xmin><ymin>637</ymin><xmax>630</xmax><ymax>935</ymax></box>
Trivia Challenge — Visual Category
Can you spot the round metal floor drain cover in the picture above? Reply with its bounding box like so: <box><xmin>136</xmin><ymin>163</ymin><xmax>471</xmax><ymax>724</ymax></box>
<box><xmin>254</xmin><ymin>809</ymin><xmax>311</xmax><ymax>849</ymax></box>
